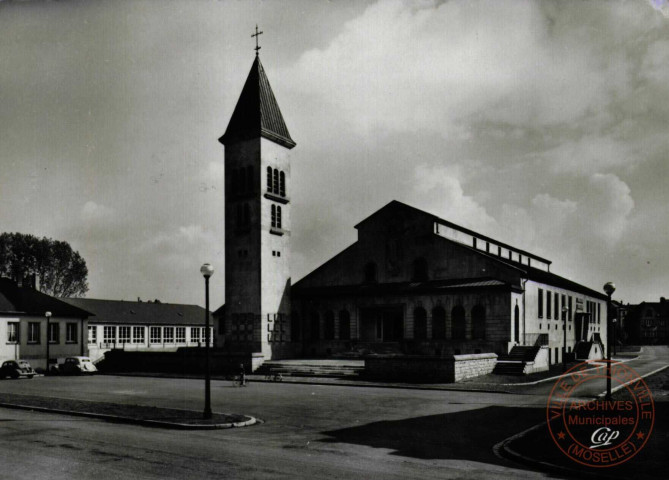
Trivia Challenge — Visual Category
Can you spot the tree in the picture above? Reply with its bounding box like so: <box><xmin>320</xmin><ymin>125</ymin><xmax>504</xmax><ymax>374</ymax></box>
<box><xmin>0</xmin><ymin>232</ymin><xmax>89</xmax><ymax>297</ymax></box>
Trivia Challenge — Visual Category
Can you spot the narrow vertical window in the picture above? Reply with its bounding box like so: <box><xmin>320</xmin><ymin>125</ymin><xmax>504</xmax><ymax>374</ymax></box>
<box><xmin>273</xmin><ymin>168</ymin><xmax>279</xmax><ymax>194</ymax></box>
<box><xmin>271</xmin><ymin>204</ymin><xmax>276</xmax><ymax>228</ymax></box>
<box><xmin>276</xmin><ymin>206</ymin><xmax>282</xmax><ymax>229</ymax></box>
<box><xmin>538</xmin><ymin>289</ymin><xmax>544</xmax><ymax>318</ymax></box>
<box><xmin>547</xmin><ymin>291</ymin><xmax>552</xmax><ymax>319</ymax></box>
<box><xmin>280</xmin><ymin>171</ymin><xmax>286</xmax><ymax>196</ymax></box>
<box><xmin>266</xmin><ymin>166</ymin><xmax>272</xmax><ymax>191</ymax></box>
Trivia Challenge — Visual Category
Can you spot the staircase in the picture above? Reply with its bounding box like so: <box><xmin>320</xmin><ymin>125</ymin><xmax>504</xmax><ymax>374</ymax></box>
<box><xmin>334</xmin><ymin>342</ymin><xmax>404</xmax><ymax>358</ymax></box>
<box><xmin>255</xmin><ymin>359</ymin><xmax>365</xmax><ymax>378</ymax></box>
<box><xmin>494</xmin><ymin>346</ymin><xmax>540</xmax><ymax>375</ymax></box>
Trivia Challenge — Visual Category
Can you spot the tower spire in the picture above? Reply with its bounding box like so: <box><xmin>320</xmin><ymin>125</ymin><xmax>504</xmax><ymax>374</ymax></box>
<box><xmin>252</xmin><ymin>25</ymin><xmax>263</xmax><ymax>56</ymax></box>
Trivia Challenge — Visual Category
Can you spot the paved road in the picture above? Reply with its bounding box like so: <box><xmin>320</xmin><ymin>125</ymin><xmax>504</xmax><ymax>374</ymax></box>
<box><xmin>0</xmin><ymin>378</ymin><xmax>551</xmax><ymax>479</ymax></box>
<box><xmin>0</xmin><ymin>346</ymin><xmax>665</xmax><ymax>479</ymax></box>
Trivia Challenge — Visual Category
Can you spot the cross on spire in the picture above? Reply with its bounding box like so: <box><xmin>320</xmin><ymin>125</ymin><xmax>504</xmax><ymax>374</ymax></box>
<box><xmin>252</xmin><ymin>25</ymin><xmax>263</xmax><ymax>56</ymax></box>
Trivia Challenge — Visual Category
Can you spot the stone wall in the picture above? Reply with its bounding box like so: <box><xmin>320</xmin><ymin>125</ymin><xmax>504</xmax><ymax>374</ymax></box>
<box><xmin>365</xmin><ymin>353</ymin><xmax>497</xmax><ymax>383</ymax></box>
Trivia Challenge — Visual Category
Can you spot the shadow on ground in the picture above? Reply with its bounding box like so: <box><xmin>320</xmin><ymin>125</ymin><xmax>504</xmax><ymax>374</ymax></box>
<box><xmin>321</xmin><ymin>405</ymin><xmax>544</xmax><ymax>466</ymax></box>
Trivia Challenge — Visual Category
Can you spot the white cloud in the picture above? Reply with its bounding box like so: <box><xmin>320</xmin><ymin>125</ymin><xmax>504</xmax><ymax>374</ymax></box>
<box><xmin>80</xmin><ymin>201</ymin><xmax>115</xmax><ymax>223</ymax></box>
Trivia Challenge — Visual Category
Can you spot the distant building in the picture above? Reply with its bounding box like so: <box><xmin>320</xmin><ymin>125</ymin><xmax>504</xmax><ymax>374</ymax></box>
<box><xmin>0</xmin><ymin>278</ymin><xmax>91</xmax><ymax>370</ymax></box>
<box><xmin>63</xmin><ymin>298</ymin><xmax>213</xmax><ymax>362</ymax></box>
<box><xmin>623</xmin><ymin>298</ymin><xmax>669</xmax><ymax>345</ymax></box>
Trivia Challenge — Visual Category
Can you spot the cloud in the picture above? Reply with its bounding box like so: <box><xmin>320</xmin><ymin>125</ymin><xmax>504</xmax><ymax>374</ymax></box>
<box><xmin>80</xmin><ymin>201</ymin><xmax>115</xmax><ymax>223</ymax></box>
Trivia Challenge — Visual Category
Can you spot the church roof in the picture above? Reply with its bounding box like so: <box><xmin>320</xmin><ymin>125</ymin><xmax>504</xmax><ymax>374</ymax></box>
<box><xmin>219</xmin><ymin>56</ymin><xmax>296</xmax><ymax>149</ymax></box>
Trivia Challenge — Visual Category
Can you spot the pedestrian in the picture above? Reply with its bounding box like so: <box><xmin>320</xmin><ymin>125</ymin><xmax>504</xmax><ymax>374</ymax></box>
<box><xmin>239</xmin><ymin>363</ymin><xmax>246</xmax><ymax>386</ymax></box>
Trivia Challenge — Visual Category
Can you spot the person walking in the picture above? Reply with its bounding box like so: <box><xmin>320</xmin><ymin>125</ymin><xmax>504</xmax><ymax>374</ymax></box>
<box><xmin>239</xmin><ymin>363</ymin><xmax>246</xmax><ymax>387</ymax></box>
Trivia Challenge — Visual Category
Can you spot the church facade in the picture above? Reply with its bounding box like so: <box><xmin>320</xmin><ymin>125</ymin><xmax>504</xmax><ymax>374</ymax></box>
<box><xmin>216</xmin><ymin>54</ymin><xmax>608</xmax><ymax>368</ymax></box>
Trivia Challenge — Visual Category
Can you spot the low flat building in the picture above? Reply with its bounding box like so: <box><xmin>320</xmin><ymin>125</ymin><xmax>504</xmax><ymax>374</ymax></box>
<box><xmin>63</xmin><ymin>298</ymin><xmax>213</xmax><ymax>362</ymax></box>
<box><xmin>0</xmin><ymin>278</ymin><xmax>91</xmax><ymax>370</ymax></box>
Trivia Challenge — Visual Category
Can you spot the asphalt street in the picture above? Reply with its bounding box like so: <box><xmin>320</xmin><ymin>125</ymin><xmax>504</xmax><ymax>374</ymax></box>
<box><xmin>0</xmin><ymin>347</ymin><xmax>666</xmax><ymax>479</ymax></box>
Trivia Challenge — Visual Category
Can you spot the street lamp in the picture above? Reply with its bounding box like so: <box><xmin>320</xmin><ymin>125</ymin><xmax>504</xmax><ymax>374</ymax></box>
<box><xmin>45</xmin><ymin>311</ymin><xmax>52</xmax><ymax>374</ymax></box>
<box><xmin>200</xmin><ymin>263</ymin><xmax>214</xmax><ymax>419</ymax></box>
<box><xmin>562</xmin><ymin>306</ymin><xmax>569</xmax><ymax>372</ymax></box>
<box><xmin>603</xmin><ymin>282</ymin><xmax>616</xmax><ymax>400</ymax></box>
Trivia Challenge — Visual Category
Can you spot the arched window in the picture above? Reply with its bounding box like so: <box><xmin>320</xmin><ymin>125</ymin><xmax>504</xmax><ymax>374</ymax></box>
<box><xmin>451</xmin><ymin>305</ymin><xmax>466</xmax><ymax>340</ymax></box>
<box><xmin>291</xmin><ymin>312</ymin><xmax>301</xmax><ymax>342</ymax></box>
<box><xmin>271</xmin><ymin>204</ymin><xmax>276</xmax><ymax>228</ymax></box>
<box><xmin>324</xmin><ymin>311</ymin><xmax>335</xmax><ymax>340</ymax></box>
<box><xmin>232</xmin><ymin>169</ymin><xmax>239</xmax><ymax>195</ymax></box>
<box><xmin>279</xmin><ymin>171</ymin><xmax>286</xmax><ymax>197</ymax></box>
<box><xmin>413</xmin><ymin>307</ymin><xmax>427</xmax><ymax>340</ymax></box>
<box><xmin>310</xmin><ymin>312</ymin><xmax>320</xmax><ymax>340</ymax></box>
<box><xmin>412</xmin><ymin>257</ymin><xmax>428</xmax><ymax>281</ymax></box>
<box><xmin>273</xmin><ymin>169</ymin><xmax>279</xmax><ymax>194</ymax></box>
<box><xmin>363</xmin><ymin>262</ymin><xmax>377</xmax><ymax>283</ymax></box>
<box><xmin>266</xmin><ymin>167</ymin><xmax>272</xmax><ymax>191</ymax></box>
<box><xmin>472</xmin><ymin>305</ymin><xmax>486</xmax><ymax>340</ymax></box>
<box><xmin>246</xmin><ymin>165</ymin><xmax>253</xmax><ymax>193</ymax></box>
<box><xmin>432</xmin><ymin>306</ymin><xmax>446</xmax><ymax>340</ymax></box>
<box><xmin>242</xmin><ymin>203</ymin><xmax>250</xmax><ymax>226</ymax></box>
<box><xmin>339</xmin><ymin>310</ymin><xmax>350</xmax><ymax>340</ymax></box>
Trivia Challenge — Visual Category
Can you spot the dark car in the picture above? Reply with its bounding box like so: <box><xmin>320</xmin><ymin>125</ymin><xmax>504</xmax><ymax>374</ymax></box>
<box><xmin>0</xmin><ymin>360</ymin><xmax>36</xmax><ymax>379</ymax></box>
<box><xmin>57</xmin><ymin>356</ymin><xmax>98</xmax><ymax>375</ymax></box>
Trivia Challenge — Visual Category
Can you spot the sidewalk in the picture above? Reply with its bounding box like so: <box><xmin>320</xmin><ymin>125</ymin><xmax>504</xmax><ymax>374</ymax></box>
<box><xmin>0</xmin><ymin>391</ymin><xmax>257</xmax><ymax>430</ymax></box>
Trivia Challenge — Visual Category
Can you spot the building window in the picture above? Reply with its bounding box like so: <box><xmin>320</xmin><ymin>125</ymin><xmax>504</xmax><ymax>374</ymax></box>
<box><xmin>266</xmin><ymin>166</ymin><xmax>272</xmax><ymax>191</ymax></box>
<box><xmin>88</xmin><ymin>326</ymin><xmax>97</xmax><ymax>344</ymax></box>
<box><xmin>276</xmin><ymin>206</ymin><xmax>282</xmax><ymax>229</ymax></box>
<box><xmin>432</xmin><ymin>307</ymin><xmax>446</xmax><ymax>340</ymax></box>
<box><xmin>597</xmin><ymin>303</ymin><xmax>601</xmax><ymax>324</ymax></box>
<box><xmin>547</xmin><ymin>291</ymin><xmax>552</xmax><ymax>319</ymax></box>
<box><xmin>176</xmin><ymin>327</ymin><xmax>186</xmax><ymax>343</ymax></box>
<box><xmin>412</xmin><ymin>257</ymin><xmax>428</xmax><ymax>281</ymax></box>
<box><xmin>339</xmin><ymin>310</ymin><xmax>350</xmax><ymax>340</ymax></box>
<box><xmin>119</xmin><ymin>326</ymin><xmax>131</xmax><ymax>344</ymax></box>
<box><xmin>363</xmin><ymin>262</ymin><xmax>377</xmax><ymax>283</ymax></box>
<box><xmin>150</xmin><ymin>327</ymin><xmax>161</xmax><ymax>344</ymax></box>
<box><xmin>451</xmin><ymin>305</ymin><xmax>466</xmax><ymax>340</ymax></box>
<box><xmin>413</xmin><ymin>307</ymin><xmax>427</xmax><ymax>340</ymax></box>
<box><xmin>191</xmin><ymin>327</ymin><xmax>201</xmax><ymax>343</ymax></box>
<box><xmin>324</xmin><ymin>311</ymin><xmax>335</xmax><ymax>340</ymax></box>
<box><xmin>538</xmin><ymin>289</ymin><xmax>544</xmax><ymax>318</ymax></box>
<box><xmin>279</xmin><ymin>171</ymin><xmax>286</xmax><ymax>197</ymax></box>
<box><xmin>310</xmin><ymin>312</ymin><xmax>320</xmax><ymax>340</ymax></box>
<box><xmin>271</xmin><ymin>204</ymin><xmax>276</xmax><ymax>227</ymax></box>
<box><xmin>132</xmin><ymin>326</ymin><xmax>145</xmax><ymax>344</ymax></box>
<box><xmin>472</xmin><ymin>305</ymin><xmax>486</xmax><ymax>340</ymax></box>
<box><xmin>103</xmin><ymin>326</ymin><xmax>116</xmax><ymax>344</ymax></box>
<box><xmin>48</xmin><ymin>322</ymin><xmax>60</xmax><ymax>344</ymax></box>
<box><xmin>28</xmin><ymin>322</ymin><xmax>40</xmax><ymax>344</ymax></box>
<box><xmin>273</xmin><ymin>168</ymin><xmax>279</xmax><ymax>194</ymax></box>
<box><xmin>561</xmin><ymin>295</ymin><xmax>567</xmax><ymax>321</ymax></box>
<box><xmin>66</xmin><ymin>323</ymin><xmax>78</xmax><ymax>343</ymax></box>
<box><xmin>7</xmin><ymin>322</ymin><xmax>19</xmax><ymax>343</ymax></box>
<box><xmin>164</xmin><ymin>327</ymin><xmax>174</xmax><ymax>343</ymax></box>
<box><xmin>554</xmin><ymin>293</ymin><xmax>559</xmax><ymax>320</ymax></box>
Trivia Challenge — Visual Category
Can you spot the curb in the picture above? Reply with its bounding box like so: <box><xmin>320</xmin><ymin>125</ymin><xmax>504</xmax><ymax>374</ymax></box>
<box><xmin>495</xmin><ymin>363</ymin><xmax>668</xmax><ymax>479</ymax></box>
<box><xmin>0</xmin><ymin>401</ymin><xmax>258</xmax><ymax>430</ymax></box>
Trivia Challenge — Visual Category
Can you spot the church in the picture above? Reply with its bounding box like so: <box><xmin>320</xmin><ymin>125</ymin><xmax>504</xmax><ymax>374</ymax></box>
<box><xmin>215</xmin><ymin>50</ymin><xmax>608</xmax><ymax>374</ymax></box>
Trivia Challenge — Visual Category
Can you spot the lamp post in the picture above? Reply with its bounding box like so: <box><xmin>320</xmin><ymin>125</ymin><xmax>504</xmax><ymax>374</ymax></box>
<box><xmin>45</xmin><ymin>311</ymin><xmax>52</xmax><ymax>374</ymax></box>
<box><xmin>603</xmin><ymin>282</ymin><xmax>616</xmax><ymax>401</ymax></box>
<box><xmin>200</xmin><ymin>263</ymin><xmax>214</xmax><ymax>419</ymax></box>
<box><xmin>562</xmin><ymin>306</ymin><xmax>569</xmax><ymax>372</ymax></box>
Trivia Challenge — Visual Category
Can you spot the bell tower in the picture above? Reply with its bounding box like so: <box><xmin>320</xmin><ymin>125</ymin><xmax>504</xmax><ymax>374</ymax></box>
<box><xmin>218</xmin><ymin>47</ymin><xmax>296</xmax><ymax>362</ymax></box>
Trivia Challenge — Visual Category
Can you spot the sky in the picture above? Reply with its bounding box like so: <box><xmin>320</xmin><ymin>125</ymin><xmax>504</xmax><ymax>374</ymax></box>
<box><xmin>1</xmin><ymin>0</ymin><xmax>668</xmax><ymax>309</ymax></box>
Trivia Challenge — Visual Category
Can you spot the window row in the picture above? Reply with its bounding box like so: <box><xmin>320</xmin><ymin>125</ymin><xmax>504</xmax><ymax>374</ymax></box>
<box><xmin>538</xmin><ymin>289</ymin><xmax>576</xmax><ymax>322</ymax></box>
<box><xmin>20</xmin><ymin>322</ymin><xmax>79</xmax><ymax>344</ymax></box>
<box><xmin>417</xmin><ymin>306</ymin><xmax>486</xmax><ymax>340</ymax></box>
<box><xmin>230</xmin><ymin>166</ymin><xmax>254</xmax><ymax>196</ymax></box>
<box><xmin>266</xmin><ymin>167</ymin><xmax>286</xmax><ymax>197</ymax></box>
<box><xmin>95</xmin><ymin>326</ymin><xmax>211</xmax><ymax>345</ymax></box>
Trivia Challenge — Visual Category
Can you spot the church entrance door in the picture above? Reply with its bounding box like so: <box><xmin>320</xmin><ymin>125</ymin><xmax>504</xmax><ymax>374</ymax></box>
<box><xmin>360</xmin><ymin>306</ymin><xmax>404</xmax><ymax>342</ymax></box>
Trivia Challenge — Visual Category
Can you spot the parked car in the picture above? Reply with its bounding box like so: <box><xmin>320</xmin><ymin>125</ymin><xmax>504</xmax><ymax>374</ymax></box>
<box><xmin>57</xmin><ymin>356</ymin><xmax>98</xmax><ymax>375</ymax></box>
<box><xmin>0</xmin><ymin>360</ymin><xmax>36</xmax><ymax>379</ymax></box>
